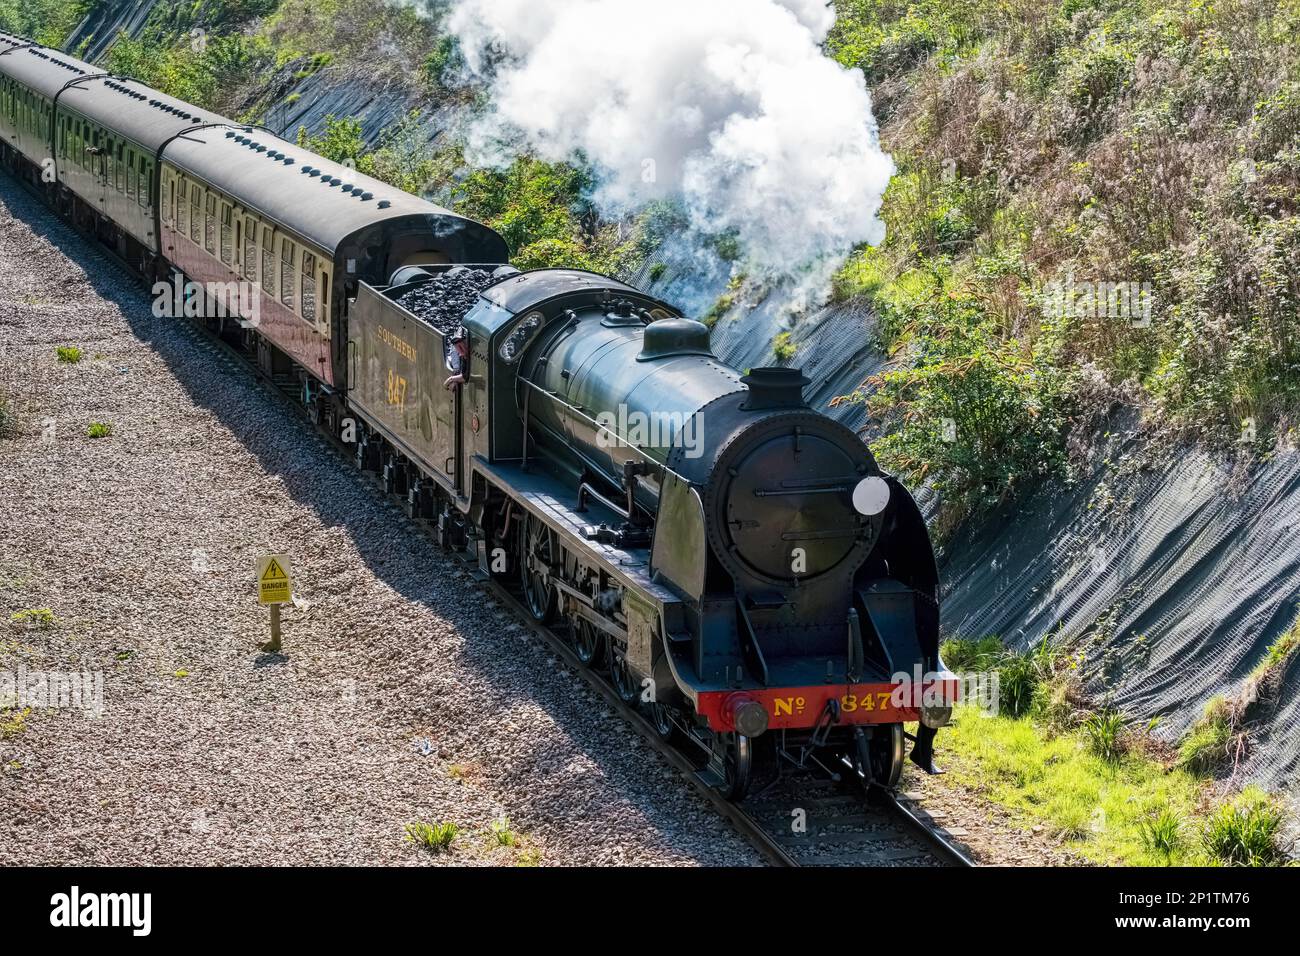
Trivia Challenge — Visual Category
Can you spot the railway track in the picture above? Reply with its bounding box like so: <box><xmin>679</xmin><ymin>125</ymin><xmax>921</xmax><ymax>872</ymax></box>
<box><xmin>477</xmin><ymin>574</ymin><xmax>974</xmax><ymax>867</ymax></box>
<box><xmin>9</xmin><ymin>176</ymin><xmax>976</xmax><ymax>867</ymax></box>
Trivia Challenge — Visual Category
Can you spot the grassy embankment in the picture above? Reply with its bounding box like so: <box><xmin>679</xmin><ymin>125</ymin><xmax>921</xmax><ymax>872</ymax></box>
<box><xmin>937</xmin><ymin>616</ymin><xmax>1299</xmax><ymax>865</ymax></box>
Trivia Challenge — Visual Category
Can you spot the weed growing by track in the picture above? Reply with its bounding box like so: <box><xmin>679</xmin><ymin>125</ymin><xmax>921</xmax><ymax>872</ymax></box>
<box><xmin>404</xmin><ymin>820</ymin><xmax>458</xmax><ymax>854</ymax></box>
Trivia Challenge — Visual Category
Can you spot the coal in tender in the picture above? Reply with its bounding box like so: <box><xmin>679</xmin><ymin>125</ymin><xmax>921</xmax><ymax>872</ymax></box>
<box><xmin>394</xmin><ymin>267</ymin><xmax>499</xmax><ymax>333</ymax></box>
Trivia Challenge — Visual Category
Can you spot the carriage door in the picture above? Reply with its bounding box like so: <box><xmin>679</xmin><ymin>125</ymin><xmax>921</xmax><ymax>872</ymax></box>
<box><xmin>94</xmin><ymin>130</ymin><xmax>108</xmax><ymax>214</ymax></box>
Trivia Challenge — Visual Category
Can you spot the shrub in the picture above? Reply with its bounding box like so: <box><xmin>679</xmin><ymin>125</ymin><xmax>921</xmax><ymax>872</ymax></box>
<box><xmin>940</xmin><ymin>635</ymin><xmax>1006</xmax><ymax>671</ymax></box>
<box><xmin>772</xmin><ymin>331</ymin><xmax>797</xmax><ymax>363</ymax></box>
<box><xmin>1201</xmin><ymin>790</ymin><xmax>1288</xmax><ymax>866</ymax></box>
<box><xmin>1177</xmin><ymin>697</ymin><xmax>1235</xmax><ymax>775</ymax></box>
<box><xmin>866</xmin><ymin>292</ymin><xmax>1069</xmax><ymax>530</ymax></box>
<box><xmin>297</xmin><ymin>115</ymin><xmax>366</xmax><ymax>166</ymax></box>
<box><xmin>0</xmin><ymin>0</ymin><xmax>94</xmax><ymax>47</ymax></box>
<box><xmin>0</xmin><ymin>707</ymin><xmax>32</xmax><ymax>739</ymax></box>
<box><xmin>423</xmin><ymin>34</ymin><xmax>463</xmax><ymax>92</ymax></box>
<box><xmin>86</xmin><ymin>422</ymin><xmax>113</xmax><ymax>439</ymax></box>
<box><xmin>56</xmin><ymin>346</ymin><xmax>83</xmax><ymax>364</ymax></box>
<box><xmin>702</xmin><ymin>292</ymin><xmax>736</xmax><ymax>329</ymax></box>
<box><xmin>1082</xmin><ymin>709</ymin><xmax>1126</xmax><ymax>762</ymax></box>
<box><xmin>997</xmin><ymin>651</ymin><xmax>1040</xmax><ymax>718</ymax></box>
<box><xmin>1138</xmin><ymin>808</ymin><xmax>1183</xmax><ymax>863</ymax></box>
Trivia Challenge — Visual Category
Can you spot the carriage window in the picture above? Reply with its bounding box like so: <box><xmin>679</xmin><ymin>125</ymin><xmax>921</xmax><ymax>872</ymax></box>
<box><xmin>320</xmin><ymin>271</ymin><xmax>330</xmax><ymax>319</ymax></box>
<box><xmin>81</xmin><ymin>125</ymin><xmax>91</xmax><ymax>170</ymax></box>
<box><xmin>219</xmin><ymin>203</ymin><xmax>233</xmax><ymax>264</ymax></box>
<box><xmin>177</xmin><ymin>179</ymin><xmax>189</xmax><ymax>234</ymax></box>
<box><xmin>243</xmin><ymin>217</ymin><xmax>257</xmax><ymax>281</ymax></box>
<box><xmin>204</xmin><ymin>194</ymin><xmax>216</xmax><ymax>254</ymax></box>
<box><xmin>138</xmin><ymin>160</ymin><xmax>150</xmax><ymax>209</ymax></box>
<box><xmin>261</xmin><ymin>228</ymin><xmax>276</xmax><ymax>298</ymax></box>
<box><xmin>300</xmin><ymin>251</ymin><xmax>316</xmax><ymax>322</ymax></box>
<box><xmin>280</xmin><ymin>239</ymin><xmax>296</xmax><ymax>310</ymax></box>
<box><xmin>125</xmin><ymin>152</ymin><xmax>135</xmax><ymax>198</ymax></box>
<box><xmin>115</xmin><ymin>145</ymin><xmax>124</xmax><ymax>192</ymax></box>
<box><xmin>105</xmin><ymin>139</ymin><xmax>115</xmax><ymax>189</ymax></box>
<box><xmin>190</xmin><ymin>185</ymin><xmax>202</xmax><ymax>244</ymax></box>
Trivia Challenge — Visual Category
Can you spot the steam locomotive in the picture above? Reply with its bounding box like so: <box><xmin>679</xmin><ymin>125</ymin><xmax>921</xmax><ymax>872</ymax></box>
<box><xmin>1</xmin><ymin>29</ymin><xmax>955</xmax><ymax>799</ymax></box>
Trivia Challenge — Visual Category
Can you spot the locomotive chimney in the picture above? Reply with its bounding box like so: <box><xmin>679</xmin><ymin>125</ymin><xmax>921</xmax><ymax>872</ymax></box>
<box><xmin>740</xmin><ymin>367</ymin><xmax>810</xmax><ymax>410</ymax></box>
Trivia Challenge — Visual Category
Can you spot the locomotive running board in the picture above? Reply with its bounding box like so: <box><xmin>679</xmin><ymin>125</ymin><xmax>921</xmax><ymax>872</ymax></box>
<box><xmin>473</xmin><ymin>459</ymin><xmax>683</xmax><ymax>613</ymax></box>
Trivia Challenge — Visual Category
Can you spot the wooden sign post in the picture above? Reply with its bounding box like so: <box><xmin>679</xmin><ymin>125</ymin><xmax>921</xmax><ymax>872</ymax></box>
<box><xmin>256</xmin><ymin>554</ymin><xmax>293</xmax><ymax>652</ymax></box>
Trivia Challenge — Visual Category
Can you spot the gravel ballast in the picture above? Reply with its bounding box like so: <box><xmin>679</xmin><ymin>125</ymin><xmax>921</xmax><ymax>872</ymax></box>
<box><xmin>0</xmin><ymin>179</ymin><xmax>759</xmax><ymax>866</ymax></box>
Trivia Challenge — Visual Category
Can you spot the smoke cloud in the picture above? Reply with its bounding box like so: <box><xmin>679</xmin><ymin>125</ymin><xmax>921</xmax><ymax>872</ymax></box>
<box><xmin>446</xmin><ymin>0</ymin><xmax>894</xmax><ymax>278</ymax></box>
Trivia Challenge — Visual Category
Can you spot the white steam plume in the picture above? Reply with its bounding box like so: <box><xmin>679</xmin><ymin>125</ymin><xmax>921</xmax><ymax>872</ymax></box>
<box><xmin>446</xmin><ymin>0</ymin><xmax>894</xmax><ymax>277</ymax></box>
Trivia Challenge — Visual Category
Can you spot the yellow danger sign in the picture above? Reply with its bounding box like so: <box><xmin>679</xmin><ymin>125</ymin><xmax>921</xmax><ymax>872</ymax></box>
<box><xmin>257</xmin><ymin>554</ymin><xmax>293</xmax><ymax>606</ymax></box>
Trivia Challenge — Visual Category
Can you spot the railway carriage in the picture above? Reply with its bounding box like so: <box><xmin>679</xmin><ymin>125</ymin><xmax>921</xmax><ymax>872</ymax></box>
<box><xmin>0</xmin><ymin>30</ymin><xmax>956</xmax><ymax>800</ymax></box>
<box><xmin>0</xmin><ymin>33</ymin><xmax>72</xmax><ymax>171</ymax></box>
<box><xmin>157</xmin><ymin>129</ymin><xmax>505</xmax><ymax>389</ymax></box>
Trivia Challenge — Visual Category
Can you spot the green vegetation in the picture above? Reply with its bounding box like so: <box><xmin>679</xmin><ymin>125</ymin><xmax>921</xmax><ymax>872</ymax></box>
<box><xmin>56</xmin><ymin>346</ymin><xmax>83</xmax><ymax>364</ymax></box>
<box><xmin>105</xmin><ymin>28</ymin><xmax>277</xmax><ymax>114</ymax></box>
<box><xmin>404</xmin><ymin>820</ymin><xmax>458</xmax><ymax>853</ymax></box>
<box><xmin>449</xmin><ymin>151</ymin><xmax>648</xmax><ymax>273</ymax></box>
<box><xmin>1082</xmin><ymin>708</ymin><xmax>1127</xmax><ymax>762</ymax></box>
<box><xmin>1176</xmin><ymin>611</ymin><xmax>1299</xmax><ymax>775</ymax></box>
<box><xmin>831</xmin><ymin>0</ymin><xmax>1300</xmax><ymax>533</ymax></box>
<box><xmin>0</xmin><ymin>707</ymin><xmax>31</xmax><ymax>739</ymax></box>
<box><xmin>0</xmin><ymin>0</ymin><xmax>93</xmax><ymax>47</ymax></box>
<box><xmin>515</xmin><ymin>846</ymin><xmax>542</xmax><ymax>866</ymax></box>
<box><xmin>296</xmin><ymin>114</ymin><xmax>366</xmax><ymax>165</ymax></box>
<box><xmin>1252</xmin><ymin>614</ymin><xmax>1300</xmax><ymax>680</ymax></box>
<box><xmin>86</xmin><ymin>422</ymin><xmax>113</xmax><ymax>438</ymax></box>
<box><xmin>9</xmin><ymin>608</ymin><xmax>56</xmax><ymax>630</ymax></box>
<box><xmin>1201</xmin><ymin>788</ymin><xmax>1289</xmax><ymax>866</ymax></box>
<box><xmin>488</xmin><ymin>817</ymin><xmax>517</xmax><ymax>848</ymax></box>
<box><xmin>702</xmin><ymin>292</ymin><xmax>736</xmax><ymax>329</ymax></box>
<box><xmin>1138</xmin><ymin>807</ymin><xmax>1184</xmax><ymax>862</ymax></box>
<box><xmin>422</xmin><ymin>33</ymin><xmax>463</xmax><ymax>92</ymax></box>
<box><xmin>772</xmin><ymin>331</ymin><xmax>797</xmax><ymax>362</ymax></box>
<box><xmin>1177</xmin><ymin>696</ymin><xmax>1236</xmax><ymax>775</ymax></box>
<box><xmin>940</xmin><ymin>635</ymin><xmax>1293</xmax><ymax>864</ymax></box>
